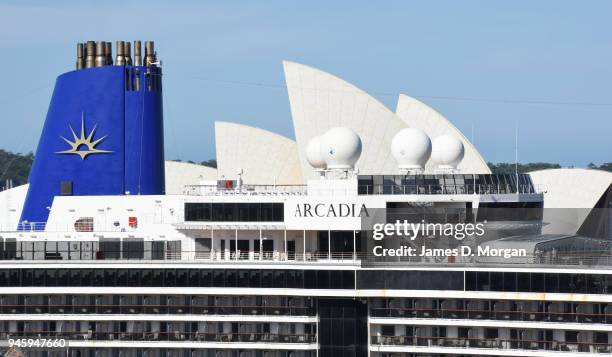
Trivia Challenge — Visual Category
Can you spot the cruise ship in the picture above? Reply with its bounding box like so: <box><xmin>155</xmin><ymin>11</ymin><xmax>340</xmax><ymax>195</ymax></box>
<box><xmin>0</xmin><ymin>40</ymin><xmax>611</xmax><ymax>357</ymax></box>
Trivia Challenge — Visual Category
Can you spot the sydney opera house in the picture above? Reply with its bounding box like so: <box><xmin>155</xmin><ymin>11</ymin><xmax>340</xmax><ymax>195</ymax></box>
<box><xmin>173</xmin><ymin>61</ymin><xmax>610</xmax><ymax>210</ymax></box>
<box><xmin>212</xmin><ymin>61</ymin><xmax>490</xmax><ymax>186</ymax></box>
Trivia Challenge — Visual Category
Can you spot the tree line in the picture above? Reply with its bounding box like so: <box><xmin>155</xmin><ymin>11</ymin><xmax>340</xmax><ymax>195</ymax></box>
<box><xmin>0</xmin><ymin>150</ymin><xmax>34</xmax><ymax>187</ymax></box>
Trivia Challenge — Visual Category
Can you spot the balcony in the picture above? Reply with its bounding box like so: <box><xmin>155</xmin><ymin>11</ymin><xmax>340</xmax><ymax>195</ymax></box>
<box><xmin>0</xmin><ymin>304</ymin><xmax>315</xmax><ymax>316</ymax></box>
<box><xmin>371</xmin><ymin>335</ymin><xmax>612</xmax><ymax>354</ymax></box>
<box><xmin>0</xmin><ymin>331</ymin><xmax>317</xmax><ymax>344</ymax></box>
<box><xmin>4</xmin><ymin>244</ymin><xmax>612</xmax><ymax>270</ymax></box>
<box><xmin>370</xmin><ymin>307</ymin><xmax>612</xmax><ymax>324</ymax></box>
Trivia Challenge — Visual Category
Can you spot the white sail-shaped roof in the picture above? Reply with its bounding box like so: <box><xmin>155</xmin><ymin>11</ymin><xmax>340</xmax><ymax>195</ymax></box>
<box><xmin>164</xmin><ymin>161</ymin><xmax>217</xmax><ymax>194</ymax></box>
<box><xmin>530</xmin><ymin>168</ymin><xmax>612</xmax><ymax>209</ymax></box>
<box><xmin>529</xmin><ymin>168</ymin><xmax>612</xmax><ymax>235</ymax></box>
<box><xmin>215</xmin><ymin>121</ymin><xmax>303</xmax><ymax>185</ymax></box>
<box><xmin>283</xmin><ymin>61</ymin><xmax>408</xmax><ymax>179</ymax></box>
<box><xmin>395</xmin><ymin>94</ymin><xmax>491</xmax><ymax>174</ymax></box>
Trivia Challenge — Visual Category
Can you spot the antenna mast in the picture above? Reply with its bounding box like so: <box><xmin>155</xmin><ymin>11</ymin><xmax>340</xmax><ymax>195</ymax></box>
<box><xmin>515</xmin><ymin>121</ymin><xmax>519</xmax><ymax>194</ymax></box>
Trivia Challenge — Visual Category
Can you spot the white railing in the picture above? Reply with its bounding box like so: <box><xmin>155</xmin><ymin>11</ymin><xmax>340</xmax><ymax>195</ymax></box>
<box><xmin>184</xmin><ymin>184</ymin><xmax>308</xmax><ymax>196</ymax></box>
<box><xmin>358</xmin><ymin>184</ymin><xmax>541</xmax><ymax>195</ymax></box>
<box><xmin>2</xmin><ymin>249</ymin><xmax>612</xmax><ymax>268</ymax></box>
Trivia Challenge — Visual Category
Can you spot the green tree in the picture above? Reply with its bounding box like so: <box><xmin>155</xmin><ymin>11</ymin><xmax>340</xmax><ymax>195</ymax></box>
<box><xmin>590</xmin><ymin>162</ymin><xmax>612</xmax><ymax>172</ymax></box>
<box><xmin>0</xmin><ymin>150</ymin><xmax>34</xmax><ymax>187</ymax></box>
<box><xmin>487</xmin><ymin>162</ymin><xmax>561</xmax><ymax>174</ymax></box>
<box><xmin>200</xmin><ymin>159</ymin><xmax>217</xmax><ymax>168</ymax></box>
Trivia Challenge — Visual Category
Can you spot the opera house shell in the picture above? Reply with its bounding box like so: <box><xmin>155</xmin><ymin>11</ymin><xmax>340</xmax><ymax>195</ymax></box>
<box><xmin>215</xmin><ymin>121</ymin><xmax>302</xmax><ymax>185</ymax></box>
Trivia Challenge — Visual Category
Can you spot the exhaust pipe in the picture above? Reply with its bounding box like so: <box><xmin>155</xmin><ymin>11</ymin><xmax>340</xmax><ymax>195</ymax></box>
<box><xmin>145</xmin><ymin>41</ymin><xmax>156</xmax><ymax>66</ymax></box>
<box><xmin>115</xmin><ymin>41</ymin><xmax>126</xmax><ymax>66</ymax></box>
<box><xmin>76</xmin><ymin>43</ymin><xmax>84</xmax><ymax>70</ymax></box>
<box><xmin>76</xmin><ymin>39</ymin><xmax>157</xmax><ymax>70</ymax></box>
<box><xmin>95</xmin><ymin>41</ymin><xmax>105</xmax><ymax>67</ymax></box>
<box><xmin>85</xmin><ymin>41</ymin><xmax>96</xmax><ymax>68</ymax></box>
<box><xmin>134</xmin><ymin>40</ymin><xmax>142</xmax><ymax>66</ymax></box>
<box><xmin>105</xmin><ymin>42</ymin><xmax>113</xmax><ymax>65</ymax></box>
<box><xmin>125</xmin><ymin>41</ymin><xmax>132</xmax><ymax>66</ymax></box>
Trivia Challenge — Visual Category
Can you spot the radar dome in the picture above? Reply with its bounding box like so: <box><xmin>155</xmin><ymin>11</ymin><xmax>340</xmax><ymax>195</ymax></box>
<box><xmin>305</xmin><ymin>136</ymin><xmax>326</xmax><ymax>169</ymax></box>
<box><xmin>431</xmin><ymin>134</ymin><xmax>464</xmax><ymax>169</ymax></box>
<box><xmin>391</xmin><ymin>128</ymin><xmax>432</xmax><ymax>171</ymax></box>
<box><xmin>321</xmin><ymin>127</ymin><xmax>362</xmax><ymax>169</ymax></box>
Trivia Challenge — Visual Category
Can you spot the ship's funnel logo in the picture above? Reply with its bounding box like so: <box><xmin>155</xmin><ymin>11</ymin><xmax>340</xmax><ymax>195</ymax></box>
<box><xmin>56</xmin><ymin>112</ymin><xmax>112</xmax><ymax>159</ymax></box>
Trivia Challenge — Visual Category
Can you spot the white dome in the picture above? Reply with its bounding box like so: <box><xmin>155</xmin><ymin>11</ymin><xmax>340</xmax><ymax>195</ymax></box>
<box><xmin>391</xmin><ymin>128</ymin><xmax>432</xmax><ymax>170</ymax></box>
<box><xmin>431</xmin><ymin>134</ymin><xmax>464</xmax><ymax>169</ymax></box>
<box><xmin>320</xmin><ymin>127</ymin><xmax>362</xmax><ymax>169</ymax></box>
<box><xmin>305</xmin><ymin>136</ymin><xmax>326</xmax><ymax>169</ymax></box>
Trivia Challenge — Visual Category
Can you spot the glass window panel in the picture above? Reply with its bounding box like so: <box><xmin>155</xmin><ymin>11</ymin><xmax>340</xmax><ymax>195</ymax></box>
<box><xmin>116</xmin><ymin>269</ymin><xmax>128</xmax><ymax>286</ymax></box>
<box><xmin>141</xmin><ymin>269</ymin><xmax>153</xmax><ymax>287</ymax></box>
<box><xmin>238</xmin><ymin>204</ymin><xmax>249</xmax><ymax>221</ymax></box>
<box><xmin>248</xmin><ymin>203</ymin><xmax>260</xmax><ymax>222</ymax></box>
<box><xmin>176</xmin><ymin>269</ymin><xmax>189</xmax><ymax>287</ymax></box>
<box><xmin>261</xmin><ymin>204</ymin><xmax>273</xmax><ymax>221</ymax></box>
<box><xmin>273</xmin><ymin>270</ymin><xmax>286</xmax><ymax>288</ymax></box>
<box><xmin>272</xmin><ymin>203</ymin><xmax>284</xmax><ymax>221</ymax></box>
<box><xmin>69</xmin><ymin>270</ymin><xmax>81</xmax><ymax>287</ymax></box>
<box><xmin>249</xmin><ymin>270</ymin><xmax>260</xmax><ymax>288</ymax></box>
<box><xmin>213</xmin><ymin>270</ymin><xmax>224</xmax><ymax>286</ymax></box>
<box><xmin>212</xmin><ymin>203</ymin><xmax>224</xmax><ymax>221</ymax></box>
<box><xmin>225</xmin><ymin>270</ymin><xmax>237</xmax><ymax>287</ymax></box>
<box><xmin>262</xmin><ymin>270</ymin><xmax>274</xmax><ymax>288</ymax></box>
<box><xmin>164</xmin><ymin>269</ymin><xmax>176</xmax><ymax>287</ymax></box>
<box><xmin>200</xmin><ymin>270</ymin><xmax>212</xmax><ymax>287</ymax></box>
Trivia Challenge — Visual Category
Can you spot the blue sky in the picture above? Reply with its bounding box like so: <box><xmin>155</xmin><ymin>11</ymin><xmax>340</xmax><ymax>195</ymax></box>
<box><xmin>0</xmin><ymin>0</ymin><xmax>610</xmax><ymax>166</ymax></box>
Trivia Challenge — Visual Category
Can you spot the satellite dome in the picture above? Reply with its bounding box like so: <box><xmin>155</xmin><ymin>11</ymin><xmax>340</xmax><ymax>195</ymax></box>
<box><xmin>431</xmin><ymin>134</ymin><xmax>464</xmax><ymax>169</ymax></box>
<box><xmin>391</xmin><ymin>128</ymin><xmax>432</xmax><ymax>171</ymax></box>
<box><xmin>305</xmin><ymin>136</ymin><xmax>326</xmax><ymax>169</ymax></box>
<box><xmin>321</xmin><ymin>127</ymin><xmax>362</xmax><ymax>169</ymax></box>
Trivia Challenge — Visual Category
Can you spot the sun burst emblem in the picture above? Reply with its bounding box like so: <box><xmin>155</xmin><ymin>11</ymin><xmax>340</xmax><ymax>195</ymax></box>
<box><xmin>56</xmin><ymin>112</ymin><xmax>112</xmax><ymax>160</ymax></box>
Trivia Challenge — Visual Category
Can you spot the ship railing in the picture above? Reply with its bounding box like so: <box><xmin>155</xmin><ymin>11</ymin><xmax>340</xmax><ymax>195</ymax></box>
<box><xmin>191</xmin><ymin>251</ymin><xmax>364</xmax><ymax>263</ymax></box>
<box><xmin>0</xmin><ymin>331</ymin><xmax>317</xmax><ymax>344</ymax></box>
<box><xmin>184</xmin><ymin>184</ymin><xmax>308</xmax><ymax>196</ymax></box>
<box><xmin>370</xmin><ymin>335</ymin><xmax>611</xmax><ymax>353</ymax></box>
<box><xmin>0</xmin><ymin>304</ymin><xmax>315</xmax><ymax>316</ymax></box>
<box><xmin>3</xmin><ymin>248</ymin><xmax>612</xmax><ymax>268</ymax></box>
<box><xmin>15</xmin><ymin>222</ymin><xmax>47</xmax><ymax>232</ymax></box>
<box><xmin>183</xmin><ymin>183</ymin><xmax>542</xmax><ymax>196</ymax></box>
<box><xmin>370</xmin><ymin>307</ymin><xmax>612</xmax><ymax>324</ymax></box>
<box><xmin>358</xmin><ymin>184</ymin><xmax>539</xmax><ymax>195</ymax></box>
<box><xmin>166</xmin><ymin>251</ymin><xmax>181</xmax><ymax>260</ymax></box>
<box><xmin>534</xmin><ymin>251</ymin><xmax>612</xmax><ymax>267</ymax></box>
<box><xmin>356</xmin><ymin>251</ymin><xmax>612</xmax><ymax>267</ymax></box>
<box><xmin>0</xmin><ymin>249</ymin><xmax>365</xmax><ymax>264</ymax></box>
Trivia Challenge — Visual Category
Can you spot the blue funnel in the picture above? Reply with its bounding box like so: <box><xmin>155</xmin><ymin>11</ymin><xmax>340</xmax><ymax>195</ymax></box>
<box><xmin>20</xmin><ymin>65</ymin><xmax>165</xmax><ymax>226</ymax></box>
